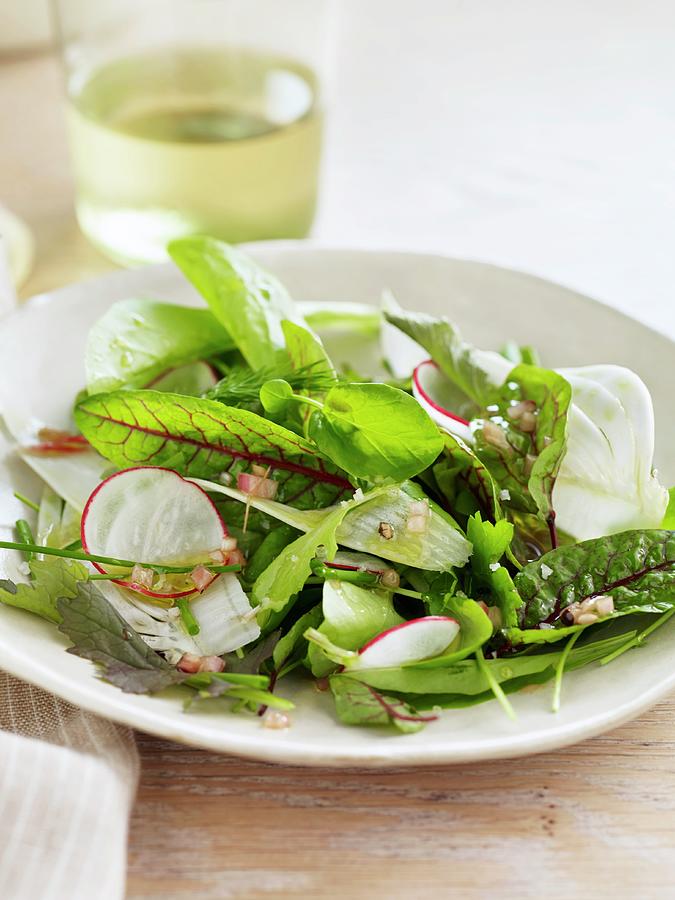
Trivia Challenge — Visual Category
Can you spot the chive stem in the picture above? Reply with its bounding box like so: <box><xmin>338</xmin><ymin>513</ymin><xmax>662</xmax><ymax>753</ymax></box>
<box><xmin>600</xmin><ymin>608</ymin><xmax>675</xmax><ymax>666</ymax></box>
<box><xmin>475</xmin><ymin>648</ymin><xmax>516</xmax><ymax>721</ymax></box>
<box><xmin>176</xmin><ymin>597</ymin><xmax>200</xmax><ymax>636</ymax></box>
<box><xmin>89</xmin><ymin>572</ymin><xmax>132</xmax><ymax>581</ymax></box>
<box><xmin>15</xmin><ymin>520</ymin><xmax>36</xmax><ymax>562</ymax></box>
<box><xmin>551</xmin><ymin>630</ymin><xmax>582</xmax><ymax>713</ymax></box>
<box><xmin>13</xmin><ymin>491</ymin><xmax>40</xmax><ymax>513</ymax></box>
<box><xmin>0</xmin><ymin>539</ymin><xmax>241</xmax><ymax>576</ymax></box>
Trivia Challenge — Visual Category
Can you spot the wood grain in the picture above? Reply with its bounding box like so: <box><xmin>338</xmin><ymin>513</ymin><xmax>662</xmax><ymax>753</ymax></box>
<box><xmin>129</xmin><ymin>701</ymin><xmax>675</xmax><ymax>900</ymax></box>
<box><xmin>3</xmin><ymin>49</ymin><xmax>675</xmax><ymax>900</ymax></box>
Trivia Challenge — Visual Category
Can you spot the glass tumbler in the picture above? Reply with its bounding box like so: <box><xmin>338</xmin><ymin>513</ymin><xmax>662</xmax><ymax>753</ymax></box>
<box><xmin>51</xmin><ymin>0</ymin><xmax>334</xmax><ymax>265</ymax></box>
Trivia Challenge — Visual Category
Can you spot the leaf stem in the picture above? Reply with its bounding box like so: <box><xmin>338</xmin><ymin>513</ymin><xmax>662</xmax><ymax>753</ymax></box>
<box><xmin>0</xmin><ymin>539</ymin><xmax>241</xmax><ymax>577</ymax></box>
<box><xmin>600</xmin><ymin>608</ymin><xmax>675</xmax><ymax>666</ymax></box>
<box><xmin>176</xmin><ymin>597</ymin><xmax>200</xmax><ymax>636</ymax></box>
<box><xmin>551</xmin><ymin>630</ymin><xmax>582</xmax><ymax>713</ymax></box>
<box><xmin>546</xmin><ymin>511</ymin><xmax>558</xmax><ymax>551</ymax></box>
<box><xmin>13</xmin><ymin>491</ymin><xmax>40</xmax><ymax>513</ymax></box>
<box><xmin>15</xmin><ymin>520</ymin><xmax>35</xmax><ymax>562</ymax></box>
<box><xmin>475</xmin><ymin>648</ymin><xmax>516</xmax><ymax>720</ymax></box>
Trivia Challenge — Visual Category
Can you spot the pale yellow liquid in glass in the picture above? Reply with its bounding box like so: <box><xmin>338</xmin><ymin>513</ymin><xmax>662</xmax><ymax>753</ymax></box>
<box><xmin>66</xmin><ymin>47</ymin><xmax>323</xmax><ymax>265</ymax></box>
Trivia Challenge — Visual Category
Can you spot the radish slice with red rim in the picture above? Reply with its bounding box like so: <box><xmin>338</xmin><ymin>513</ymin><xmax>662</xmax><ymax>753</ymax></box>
<box><xmin>412</xmin><ymin>360</ymin><xmax>473</xmax><ymax>442</ymax></box>
<box><xmin>81</xmin><ymin>466</ymin><xmax>228</xmax><ymax>598</ymax></box>
<box><xmin>350</xmin><ymin>616</ymin><xmax>461</xmax><ymax>669</ymax></box>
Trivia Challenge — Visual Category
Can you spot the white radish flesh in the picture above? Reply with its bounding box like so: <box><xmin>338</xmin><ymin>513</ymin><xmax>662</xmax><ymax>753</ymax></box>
<box><xmin>82</xmin><ymin>467</ymin><xmax>227</xmax><ymax>598</ymax></box>
<box><xmin>350</xmin><ymin>616</ymin><xmax>460</xmax><ymax>669</ymax></box>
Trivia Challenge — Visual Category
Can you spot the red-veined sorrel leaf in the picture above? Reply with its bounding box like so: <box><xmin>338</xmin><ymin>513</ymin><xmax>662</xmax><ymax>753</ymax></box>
<box><xmin>74</xmin><ymin>390</ymin><xmax>352</xmax><ymax>509</ymax></box>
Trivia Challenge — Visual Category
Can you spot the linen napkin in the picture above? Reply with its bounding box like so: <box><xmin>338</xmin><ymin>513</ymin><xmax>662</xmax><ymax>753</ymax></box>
<box><xmin>0</xmin><ymin>672</ymin><xmax>139</xmax><ymax>900</ymax></box>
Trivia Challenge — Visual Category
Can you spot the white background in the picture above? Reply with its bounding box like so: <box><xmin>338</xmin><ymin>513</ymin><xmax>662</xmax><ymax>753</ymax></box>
<box><xmin>318</xmin><ymin>0</ymin><xmax>675</xmax><ymax>337</ymax></box>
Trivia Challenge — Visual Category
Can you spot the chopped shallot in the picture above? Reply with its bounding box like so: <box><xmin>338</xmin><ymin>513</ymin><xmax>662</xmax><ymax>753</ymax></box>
<box><xmin>131</xmin><ymin>565</ymin><xmax>155</xmax><ymax>589</ymax></box>
<box><xmin>237</xmin><ymin>472</ymin><xmax>278</xmax><ymax>499</ymax></box>
<box><xmin>190</xmin><ymin>565</ymin><xmax>215</xmax><ymax>592</ymax></box>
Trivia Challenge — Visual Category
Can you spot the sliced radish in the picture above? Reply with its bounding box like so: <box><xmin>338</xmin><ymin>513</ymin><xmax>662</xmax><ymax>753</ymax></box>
<box><xmin>81</xmin><ymin>467</ymin><xmax>228</xmax><ymax>598</ymax></box>
<box><xmin>412</xmin><ymin>360</ymin><xmax>473</xmax><ymax>442</ymax></box>
<box><xmin>349</xmin><ymin>616</ymin><xmax>460</xmax><ymax>670</ymax></box>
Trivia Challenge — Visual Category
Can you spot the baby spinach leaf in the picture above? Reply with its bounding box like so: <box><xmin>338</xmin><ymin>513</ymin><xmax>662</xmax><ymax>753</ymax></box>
<box><xmin>75</xmin><ymin>390</ymin><xmax>352</xmax><ymax>510</ymax></box>
<box><xmin>383</xmin><ymin>298</ymin><xmax>496</xmax><ymax>406</ymax></box>
<box><xmin>329</xmin><ymin>675</ymin><xmax>436</xmax><ymax>732</ymax></box>
<box><xmin>58</xmin><ymin>583</ymin><xmax>186</xmax><ymax>694</ymax></box>
<box><xmin>308</xmin><ymin>581</ymin><xmax>404</xmax><ymax>677</ymax></box>
<box><xmin>411</xmin><ymin>593</ymin><xmax>493</xmax><ymax>667</ymax></box>
<box><xmin>307</xmin><ymin>382</ymin><xmax>444</xmax><ymax>482</ymax></box>
<box><xmin>0</xmin><ymin>557</ymin><xmax>89</xmax><ymax>624</ymax></box>
<box><xmin>168</xmin><ymin>236</ymin><xmax>301</xmax><ymax>370</ymax></box>
<box><xmin>472</xmin><ymin>364</ymin><xmax>571</xmax><ymax>526</ymax></box>
<box><xmin>85</xmin><ymin>298</ymin><xmax>232</xmax><ymax>395</ymax></box>
<box><xmin>466</xmin><ymin>513</ymin><xmax>522</xmax><ymax>627</ymax></box>
<box><xmin>516</xmin><ymin>529</ymin><xmax>675</xmax><ymax>627</ymax></box>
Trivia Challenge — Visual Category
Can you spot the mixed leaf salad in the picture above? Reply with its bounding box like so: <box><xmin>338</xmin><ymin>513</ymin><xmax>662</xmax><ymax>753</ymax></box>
<box><xmin>1</xmin><ymin>236</ymin><xmax>674</xmax><ymax>734</ymax></box>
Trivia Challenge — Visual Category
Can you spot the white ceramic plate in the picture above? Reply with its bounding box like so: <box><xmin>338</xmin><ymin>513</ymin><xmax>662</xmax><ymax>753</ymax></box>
<box><xmin>1</xmin><ymin>245</ymin><xmax>673</xmax><ymax>766</ymax></box>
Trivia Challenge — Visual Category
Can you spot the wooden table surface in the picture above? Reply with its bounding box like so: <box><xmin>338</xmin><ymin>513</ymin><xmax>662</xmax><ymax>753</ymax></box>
<box><xmin>2</xmin><ymin>50</ymin><xmax>675</xmax><ymax>900</ymax></box>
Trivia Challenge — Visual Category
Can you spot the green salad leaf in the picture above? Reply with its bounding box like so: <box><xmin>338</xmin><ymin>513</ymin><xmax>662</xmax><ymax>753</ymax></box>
<box><xmin>383</xmin><ymin>298</ymin><xmax>497</xmax><ymax>406</ymax></box>
<box><xmin>516</xmin><ymin>529</ymin><xmax>675</xmax><ymax>627</ymax></box>
<box><xmin>75</xmin><ymin>389</ymin><xmax>352</xmax><ymax>509</ymax></box>
<box><xmin>662</xmin><ymin>487</ymin><xmax>675</xmax><ymax>529</ymax></box>
<box><xmin>433</xmin><ymin>434</ymin><xmax>502</xmax><ymax>522</ymax></box>
<box><xmin>466</xmin><ymin>513</ymin><xmax>522</xmax><ymax>627</ymax></box>
<box><xmin>472</xmin><ymin>364</ymin><xmax>571</xmax><ymax>527</ymax></box>
<box><xmin>85</xmin><ymin>298</ymin><xmax>232</xmax><ymax>395</ymax></box>
<box><xmin>272</xmin><ymin>607</ymin><xmax>323</xmax><ymax>673</ymax></box>
<box><xmin>308</xmin><ymin>580</ymin><xmax>404</xmax><ymax>677</ymax></box>
<box><xmin>251</xmin><ymin>486</ymin><xmax>393</xmax><ymax>620</ymax></box>
<box><xmin>347</xmin><ymin>629</ymin><xmax>635</xmax><ymax>697</ymax></box>
<box><xmin>282</xmin><ymin>319</ymin><xmax>336</xmax><ymax>383</ymax></box>
<box><xmin>306</xmin><ymin>382</ymin><xmax>444</xmax><ymax>482</ymax></box>
<box><xmin>169</xmin><ymin>236</ymin><xmax>301</xmax><ymax>370</ymax></box>
<box><xmin>329</xmin><ymin>675</ymin><xmax>436</xmax><ymax>733</ymax></box>
<box><xmin>0</xmin><ymin>557</ymin><xmax>89</xmax><ymax>623</ymax></box>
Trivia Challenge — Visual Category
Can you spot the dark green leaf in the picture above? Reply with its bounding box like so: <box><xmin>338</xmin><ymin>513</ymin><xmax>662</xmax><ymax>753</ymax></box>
<box><xmin>516</xmin><ymin>529</ymin><xmax>675</xmax><ymax>627</ymax></box>
<box><xmin>329</xmin><ymin>675</ymin><xmax>436</xmax><ymax>733</ymax></box>
<box><xmin>57</xmin><ymin>583</ymin><xmax>185</xmax><ymax>693</ymax></box>
<box><xmin>433</xmin><ymin>433</ymin><xmax>502</xmax><ymax>521</ymax></box>
<box><xmin>75</xmin><ymin>389</ymin><xmax>352</xmax><ymax>509</ymax></box>
<box><xmin>472</xmin><ymin>364</ymin><xmax>571</xmax><ymax>521</ymax></box>
<box><xmin>273</xmin><ymin>607</ymin><xmax>323</xmax><ymax>671</ymax></box>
